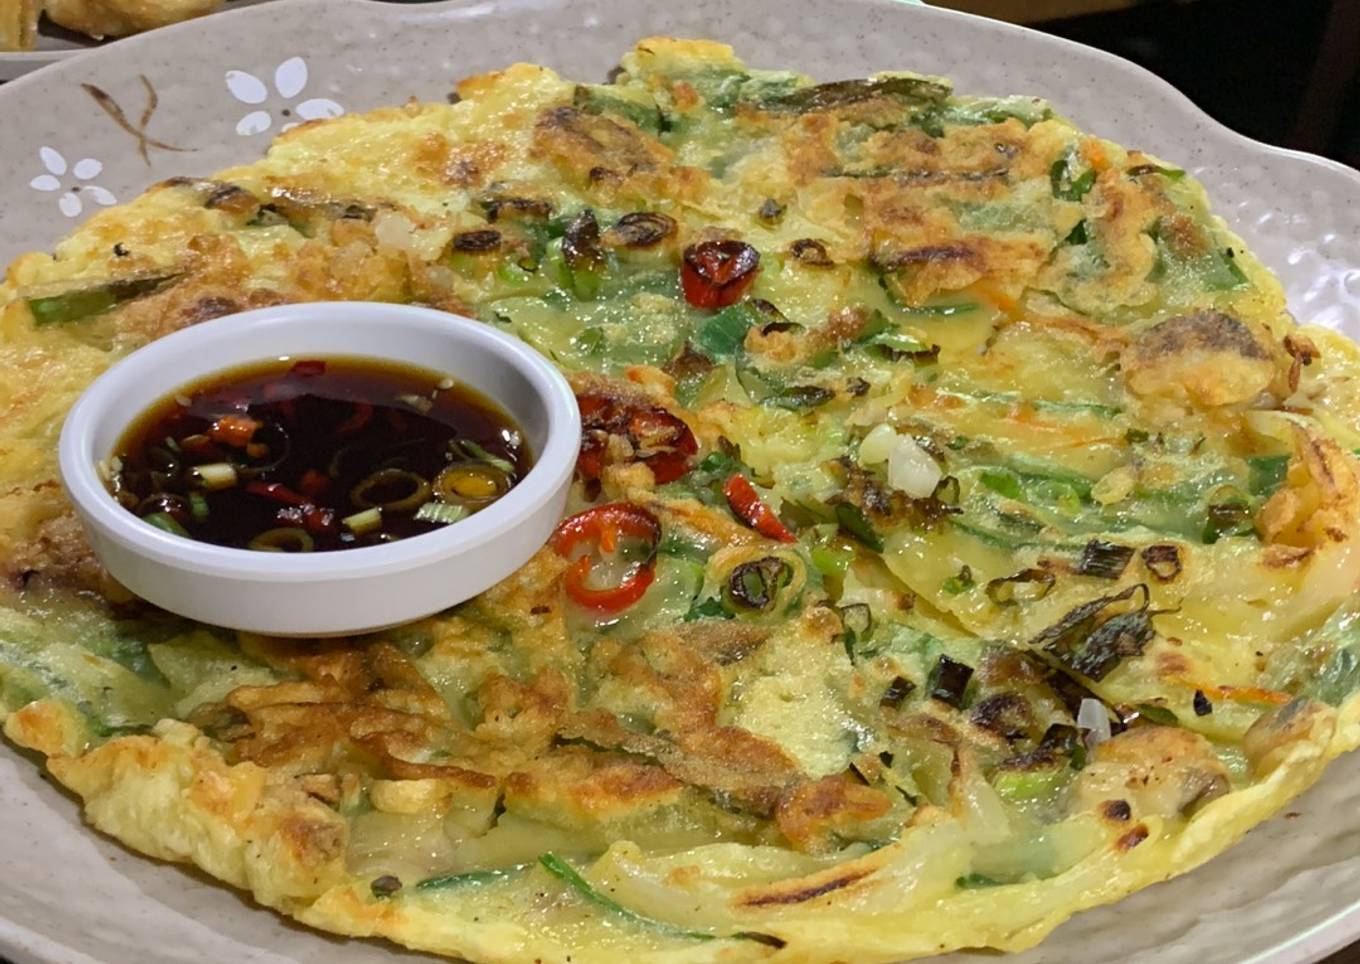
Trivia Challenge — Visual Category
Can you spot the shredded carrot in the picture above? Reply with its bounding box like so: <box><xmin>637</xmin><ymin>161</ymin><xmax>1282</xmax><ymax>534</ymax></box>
<box><xmin>1212</xmin><ymin>685</ymin><xmax>1293</xmax><ymax>706</ymax></box>
<box><xmin>1081</xmin><ymin>139</ymin><xmax>1111</xmax><ymax>173</ymax></box>
<box><xmin>208</xmin><ymin>414</ymin><xmax>261</xmax><ymax>447</ymax></box>
<box><xmin>599</xmin><ymin>521</ymin><xmax>618</xmax><ymax>554</ymax></box>
<box><xmin>972</xmin><ymin>278</ymin><xmax>1020</xmax><ymax>317</ymax></box>
<box><xmin>1176</xmin><ymin>679</ymin><xmax>1292</xmax><ymax>706</ymax></box>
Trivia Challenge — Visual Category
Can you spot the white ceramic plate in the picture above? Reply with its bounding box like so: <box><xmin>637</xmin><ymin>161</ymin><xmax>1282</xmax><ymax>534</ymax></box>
<box><xmin>1</xmin><ymin>1</ymin><xmax>1359</xmax><ymax>962</ymax></box>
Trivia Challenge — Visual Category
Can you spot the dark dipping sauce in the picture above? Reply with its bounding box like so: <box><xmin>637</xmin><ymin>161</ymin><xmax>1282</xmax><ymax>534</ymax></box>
<box><xmin>109</xmin><ymin>356</ymin><xmax>531</xmax><ymax>552</ymax></box>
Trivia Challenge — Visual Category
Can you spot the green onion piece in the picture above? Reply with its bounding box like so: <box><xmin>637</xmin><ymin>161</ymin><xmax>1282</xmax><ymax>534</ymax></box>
<box><xmin>834</xmin><ymin>502</ymin><xmax>884</xmax><ymax>552</ymax></box>
<box><xmin>538</xmin><ymin>853</ymin><xmax>715</xmax><ymax>941</ymax></box>
<box><xmin>1135</xmin><ymin>703</ymin><xmax>1179</xmax><ymax>726</ymax></box>
<box><xmin>769</xmin><ymin>385</ymin><xmax>835</xmax><ymax>410</ymax></box>
<box><xmin>248</xmin><ymin>528</ymin><xmax>315</xmax><ymax>552</ymax></box>
<box><xmin>1202</xmin><ymin>500</ymin><xmax>1253</xmax><ymax>544</ymax></box>
<box><xmin>188</xmin><ymin>491</ymin><xmax>210</xmax><ymax>523</ymax></box>
<box><xmin>496</xmin><ymin>260</ymin><xmax>537</xmax><ymax>286</ymax></box>
<box><xmin>1202</xmin><ymin>248</ymin><xmax>1250</xmax><ymax>291</ymax></box>
<box><xmin>985</xmin><ymin>567</ymin><xmax>1056</xmax><ymax>606</ymax></box>
<box><xmin>724</xmin><ymin>556</ymin><xmax>793</xmax><ymax>612</ymax></box>
<box><xmin>351</xmin><ymin>468</ymin><xmax>432</xmax><ymax>513</ymax></box>
<box><xmin>415</xmin><ymin>867</ymin><xmax>520</xmax><ymax>891</ymax></box>
<box><xmin>952</xmin><ymin>870</ymin><xmax>1006</xmax><ymax>886</ymax></box>
<box><xmin>414</xmin><ymin>501</ymin><xmax>468</xmax><ymax>525</ymax></box>
<box><xmin>897</xmin><ymin>301</ymin><xmax>979</xmax><ymax>317</ymax></box>
<box><xmin>191</xmin><ymin>462</ymin><xmax>239</xmax><ymax>491</ymax></box>
<box><xmin>1129</xmin><ymin>163</ymin><xmax>1186</xmax><ymax>181</ymax></box>
<box><xmin>1050</xmin><ymin>157</ymin><xmax>1097</xmax><ymax>201</ymax></box>
<box><xmin>657</xmin><ymin>533</ymin><xmax>710</xmax><ymax>561</ymax></box>
<box><xmin>572</xmin><ymin>326</ymin><xmax>606</xmax><ymax>355</ymax></box>
<box><xmin>927</xmin><ymin>654</ymin><xmax>974</xmax><ymax>708</ymax></box>
<box><xmin>142</xmin><ymin>512</ymin><xmax>189</xmax><ymax>538</ymax></box>
<box><xmin>1247</xmin><ymin>454</ymin><xmax>1289</xmax><ymax>496</ymax></box>
<box><xmin>435</xmin><ymin>463</ymin><xmax>511</xmax><ymax>505</ymax></box>
<box><xmin>693</xmin><ymin>303</ymin><xmax>760</xmax><ymax>358</ymax></box>
<box><xmin>572</xmin><ymin>85</ymin><xmax>666</xmax><ymax>133</ymax></box>
<box><xmin>28</xmin><ymin>288</ymin><xmax>120</xmax><ymax>326</ymax></box>
<box><xmin>683</xmin><ymin>596</ymin><xmax>729</xmax><ymax>622</ymax></box>
<box><xmin>25</xmin><ymin>274</ymin><xmax>178</xmax><ymax>327</ymax></box>
<box><xmin>396</xmin><ymin>393</ymin><xmax>434</xmax><ymax>414</ymax></box>
<box><xmin>979</xmin><ymin>469</ymin><xmax>1022</xmax><ymax>499</ymax></box>
<box><xmin>452</xmin><ymin>439</ymin><xmax>516</xmax><ymax>474</ymax></box>
<box><xmin>870</xmin><ymin>331</ymin><xmax>932</xmax><ymax>355</ymax></box>
<box><xmin>810</xmin><ymin>544</ymin><xmax>854</xmax><ymax>580</ymax></box>
<box><xmin>343</xmin><ymin>507</ymin><xmax>383</xmax><ymax>535</ymax></box>
<box><xmin>942</xmin><ymin>565</ymin><xmax>974</xmax><ymax>595</ymax></box>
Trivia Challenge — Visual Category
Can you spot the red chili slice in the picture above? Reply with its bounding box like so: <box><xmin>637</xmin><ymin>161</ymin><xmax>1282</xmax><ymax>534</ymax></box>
<box><xmin>723</xmin><ymin>474</ymin><xmax>796</xmax><ymax>543</ymax></box>
<box><xmin>208</xmin><ymin>414</ymin><xmax>261</xmax><ymax>448</ymax></box>
<box><xmin>298</xmin><ymin>468</ymin><xmax>331</xmax><ymax>500</ymax></box>
<box><xmin>681</xmin><ymin>240</ymin><xmax>760</xmax><ymax>309</ymax></box>
<box><xmin>336</xmin><ymin>402</ymin><xmax>373</xmax><ymax>436</ymax></box>
<box><xmin>550</xmin><ymin>503</ymin><xmax>662</xmax><ymax>612</ymax></box>
<box><xmin>291</xmin><ymin>359</ymin><xmax>327</xmax><ymax>377</ymax></box>
<box><xmin>246</xmin><ymin>481</ymin><xmax>310</xmax><ymax>506</ymax></box>
<box><xmin>301</xmin><ymin>505</ymin><xmax>338</xmax><ymax>536</ymax></box>
<box><xmin>576</xmin><ymin>390</ymin><xmax>697</xmax><ymax>484</ymax></box>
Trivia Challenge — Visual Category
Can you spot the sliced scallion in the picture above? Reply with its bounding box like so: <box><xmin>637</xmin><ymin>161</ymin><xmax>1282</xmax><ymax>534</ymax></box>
<box><xmin>191</xmin><ymin>462</ymin><xmax>239</xmax><ymax>491</ymax></box>
<box><xmin>343</xmin><ymin>507</ymin><xmax>383</xmax><ymax>535</ymax></box>
<box><xmin>396</xmin><ymin>393</ymin><xmax>434</xmax><ymax>414</ymax></box>
<box><xmin>414</xmin><ymin>501</ymin><xmax>468</xmax><ymax>525</ymax></box>
<box><xmin>188</xmin><ymin>491</ymin><xmax>210</xmax><ymax>523</ymax></box>
<box><xmin>538</xmin><ymin>853</ymin><xmax>715</xmax><ymax>941</ymax></box>
<box><xmin>351</xmin><ymin>468</ymin><xmax>431</xmax><ymax>513</ymax></box>
<box><xmin>142</xmin><ymin>512</ymin><xmax>189</xmax><ymax>538</ymax></box>
<box><xmin>248</xmin><ymin>528</ymin><xmax>315</xmax><ymax>552</ymax></box>
<box><xmin>451</xmin><ymin>439</ymin><xmax>516</xmax><ymax>474</ymax></box>
<box><xmin>435</xmin><ymin>463</ymin><xmax>509</xmax><ymax>504</ymax></box>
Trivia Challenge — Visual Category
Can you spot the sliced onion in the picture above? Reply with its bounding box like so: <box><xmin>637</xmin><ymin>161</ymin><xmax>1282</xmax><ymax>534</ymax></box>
<box><xmin>372</xmin><ymin>210</ymin><xmax>451</xmax><ymax>261</ymax></box>
<box><xmin>857</xmin><ymin>423</ymin><xmax>898</xmax><ymax>466</ymax></box>
<box><xmin>888</xmin><ymin>435</ymin><xmax>943</xmax><ymax>498</ymax></box>
<box><xmin>1077</xmin><ymin>697</ymin><xmax>1112</xmax><ymax>746</ymax></box>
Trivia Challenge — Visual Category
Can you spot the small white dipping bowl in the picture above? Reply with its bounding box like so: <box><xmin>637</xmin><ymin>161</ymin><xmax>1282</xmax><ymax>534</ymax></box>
<box><xmin>58</xmin><ymin>302</ymin><xmax>580</xmax><ymax>636</ymax></box>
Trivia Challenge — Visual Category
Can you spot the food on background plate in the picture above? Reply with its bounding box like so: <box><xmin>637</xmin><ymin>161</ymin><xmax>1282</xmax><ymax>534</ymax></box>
<box><xmin>2</xmin><ymin>35</ymin><xmax>1359</xmax><ymax>964</ymax></box>
<box><xmin>0</xmin><ymin>0</ymin><xmax>220</xmax><ymax>50</ymax></box>
<box><xmin>108</xmin><ymin>356</ymin><xmax>528</xmax><ymax>551</ymax></box>
<box><xmin>0</xmin><ymin>0</ymin><xmax>40</xmax><ymax>50</ymax></box>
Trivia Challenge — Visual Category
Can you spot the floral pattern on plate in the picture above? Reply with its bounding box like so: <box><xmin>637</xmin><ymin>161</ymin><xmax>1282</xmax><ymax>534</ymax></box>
<box><xmin>226</xmin><ymin>56</ymin><xmax>343</xmax><ymax>136</ymax></box>
<box><xmin>27</xmin><ymin>146</ymin><xmax>116</xmax><ymax>217</ymax></box>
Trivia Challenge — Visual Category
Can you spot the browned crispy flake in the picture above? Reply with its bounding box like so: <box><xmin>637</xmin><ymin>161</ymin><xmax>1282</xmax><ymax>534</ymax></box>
<box><xmin>742</xmin><ymin>867</ymin><xmax>874</xmax><ymax>907</ymax></box>
<box><xmin>775</xmin><ymin>774</ymin><xmax>893</xmax><ymax>852</ymax></box>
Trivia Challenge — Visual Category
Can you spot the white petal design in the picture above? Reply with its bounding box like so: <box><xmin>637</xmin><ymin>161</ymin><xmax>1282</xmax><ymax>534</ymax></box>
<box><xmin>40</xmin><ymin>146</ymin><xmax>66</xmax><ymax>175</ymax></box>
<box><xmin>274</xmin><ymin>56</ymin><xmax>307</xmax><ymax>99</ymax></box>
<box><xmin>294</xmin><ymin>97</ymin><xmax>343</xmax><ymax>121</ymax></box>
<box><xmin>86</xmin><ymin>185</ymin><xmax>117</xmax><ymax>206</ymax></box>
<box><xmin>235</xmin><ymin>110</ymin><xmax>272</xmax><ymax>136</ymax></box>
<box><xmin>73</xmin><ymin>158</ymin><xmax>103</xmax><ymax>180</ymax></box>
<box><xmin>58</xmin><ymin>192</ymin><xmax>82</xmax><ymax>217</ymax></box>
<box><xmin>225</xmin><ymin>70</ymin><xmax>268</xmax><ymax>104</ymax></box>
<box><xmin>29</xmin><ymin>174</ymin><xmax>61</xmax><ymax>192</ymax></box>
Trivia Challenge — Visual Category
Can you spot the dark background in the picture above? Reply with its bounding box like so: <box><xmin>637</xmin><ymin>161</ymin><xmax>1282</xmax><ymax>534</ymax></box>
<box><xmin>939</xmin><ymin>0</ymin><xmax>1360</xmax><ymax>170</ymax></box>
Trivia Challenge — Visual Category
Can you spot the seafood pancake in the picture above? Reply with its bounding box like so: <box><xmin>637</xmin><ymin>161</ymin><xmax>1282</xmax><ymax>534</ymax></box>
<box><xmin>3</xmin><ymin>36</ymin><xmax>1360</xmax><ymax>964</ymax></box>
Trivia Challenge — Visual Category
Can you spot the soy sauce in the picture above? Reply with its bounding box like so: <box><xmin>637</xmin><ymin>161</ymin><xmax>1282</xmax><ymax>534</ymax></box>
<box><xmin>109</xmin><ymin>357</ymin><xmax>530</xmax><ymax>552</ymax></box>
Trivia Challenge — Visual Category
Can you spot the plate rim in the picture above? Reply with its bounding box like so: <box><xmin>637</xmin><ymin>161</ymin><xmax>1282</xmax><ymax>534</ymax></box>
<box><xmin>0</xmin><ymin>1</ymin><xmax>1358</xmax><ymax>962</ymax></box>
